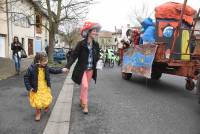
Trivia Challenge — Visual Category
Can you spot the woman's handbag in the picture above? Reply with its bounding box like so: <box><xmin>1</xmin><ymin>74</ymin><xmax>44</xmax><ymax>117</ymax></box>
<box><xmin>17</xmin><ymin>51</ymin><xmax>21</xmax><ymax>58</ymax></box>
<box><xmin>96</xmin><ymin>59</ymin><xmax>104</xmax><ymax>70</ymax></box>
<box><xmin>21</xmin><ymin>49</ymin><xmax>27</xmax><ymax>58</ymax></box>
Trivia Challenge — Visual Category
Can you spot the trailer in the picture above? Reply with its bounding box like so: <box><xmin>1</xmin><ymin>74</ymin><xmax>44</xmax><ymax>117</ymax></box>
<box><xmin>122</xmin><ymin>0</ymin><xmax>200</xmax><ymax>102</ymax></box>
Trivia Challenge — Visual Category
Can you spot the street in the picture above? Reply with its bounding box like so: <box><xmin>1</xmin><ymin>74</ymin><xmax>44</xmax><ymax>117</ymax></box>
<box><xmin>0</xmin><ymin>72</ymin><xmax>66</xmax><ymax>134</ymax></box>
<box><xmin>1</xmin><ymin>0</ymin><xmax>200</xmax><ymax>134</ymax></box>
<box><xmin>69</xmin><ymin>66</ymin><xmax>200</xmax><ymax>134</ymax></box>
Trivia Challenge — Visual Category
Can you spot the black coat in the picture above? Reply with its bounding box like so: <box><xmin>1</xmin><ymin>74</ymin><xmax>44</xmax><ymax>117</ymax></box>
<box><xmin>24</xmin><ymin>64</ymin><xmax>63</xmax><ymax>92</ymax></box>
<box><xmin>65</xmin><ymin>39</ymin><xmax>100</xmax><ymax>85</ymax></box>
<box><xmin>11</xmin><ymin>42</ymin><xmax>23</xmax><ymax>55</ymax></box>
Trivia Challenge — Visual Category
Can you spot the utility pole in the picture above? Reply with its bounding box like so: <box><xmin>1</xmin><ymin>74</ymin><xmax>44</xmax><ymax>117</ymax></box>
<box><xmin>6</xmin><ymin>0</ymin><xmax>10</xmax><ymax>57</ymax></box>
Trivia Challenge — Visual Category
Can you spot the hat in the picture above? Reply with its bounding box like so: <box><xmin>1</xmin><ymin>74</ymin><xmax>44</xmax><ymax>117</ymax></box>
<box><xmin>80</xmin><ymin>21</ymin><xmax>101</xmax><ymax>38</ymax></box>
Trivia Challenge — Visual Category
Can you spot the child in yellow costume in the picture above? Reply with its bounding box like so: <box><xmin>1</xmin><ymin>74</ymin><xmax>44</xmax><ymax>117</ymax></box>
<box><xmin>24</xmin><ymin>52</ymin><xmax>68</xmax><ymax>121</ymax></box>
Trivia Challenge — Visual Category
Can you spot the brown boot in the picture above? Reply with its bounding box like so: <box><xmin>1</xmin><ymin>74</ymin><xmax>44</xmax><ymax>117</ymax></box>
<box><xmin>82</xmin><ymin>104</ymin><xmax>88</xmax><ymax>114</ymax></box>
<box><xmin>44</xmin><ymin>107</ymin><xmax>49</xmax><ymax>113</ymax></box>
<box><xmin>35</xmin><ymin>109</ymin><xmax>41</xmax><ymax>121</ymax></box>
<box><xmin>80</xmin><ymin>100</ymin><xmax>84</xmax><ymax>108</ymax></box>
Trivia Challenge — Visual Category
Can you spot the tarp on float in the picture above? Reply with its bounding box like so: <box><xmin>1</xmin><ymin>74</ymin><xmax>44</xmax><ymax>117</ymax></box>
<box><xmin>155</xmin><ymin>2</ymin><xmax>196</xmax><ymax>25</ymax></box>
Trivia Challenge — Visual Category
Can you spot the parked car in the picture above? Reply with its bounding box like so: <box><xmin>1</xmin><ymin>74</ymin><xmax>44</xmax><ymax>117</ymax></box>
<box><xmin>53</xmin><ymin>48</ymin><xmax>66</xmax><ymax>61</ymax></box>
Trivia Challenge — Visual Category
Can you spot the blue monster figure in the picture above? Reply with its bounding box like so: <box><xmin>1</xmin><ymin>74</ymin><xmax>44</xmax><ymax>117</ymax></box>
<box><xmin>163</xmin><ymin>26</ymin><xmax>174</xmax><ymax>38</ymax></box>
<box><xmin>140</xmin><ymin>18</ymin><xmax>156</xmax><ymax>44</ymax></box>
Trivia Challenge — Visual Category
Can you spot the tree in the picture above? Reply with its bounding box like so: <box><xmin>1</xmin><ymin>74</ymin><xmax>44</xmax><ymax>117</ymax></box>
<box><xmin>0</xmin><ymin>0</ymin><xmax>93</xmax><ymax>61</ymax></box>
<box><xmin>44</xmin><ymin>0</ymin><xmax>93</xmax><ymax>61</ymax></box>
<box><xmin>129</xmin><ymin>2</ymin><xmax>153</xmax><ymax>26</ymax></box>
<box><xmin>62</xmin><ymin>22</ymin><xmax>81</xmax><ymax>49</ymax></box>
<box><xmin>0</xmin><ymin>1</ymin><xmax>3</xmax><ymax>9</ymax></box>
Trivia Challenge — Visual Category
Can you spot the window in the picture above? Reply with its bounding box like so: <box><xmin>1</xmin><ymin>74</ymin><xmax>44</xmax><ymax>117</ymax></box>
<box><xmin>36</xmin><ymin>14</ymin><xmax>42</xmax><ymax>34</ymax></box>
<box><xmin>21</xmin><ymin>38</ymin><xmax>24</xmax><ymax>48</ymax></box>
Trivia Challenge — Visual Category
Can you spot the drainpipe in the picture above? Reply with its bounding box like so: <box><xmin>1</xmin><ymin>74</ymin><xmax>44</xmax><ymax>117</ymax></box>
<box><xmin>6</xmin><ymin>0</ymin><xmax>10</xmax><ymax>57</ymax></box>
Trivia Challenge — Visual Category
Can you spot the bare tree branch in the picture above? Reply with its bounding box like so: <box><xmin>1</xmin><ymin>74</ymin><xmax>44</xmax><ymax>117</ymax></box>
<box><xmin>59</xmin><ymin>1</ymin><xmax>91</xmax><ymax>23</ymax></box>
<box><xmin>46</xmin><ymin>0</ymin><xmax>53</xmax><ymax>23</ymax></box>
<box><xmin>0</xmin><ymin>6</ymin><xmax>49</xmax><ymax>31</ymax></box>
<box><xmin>0</xmin><ymin>0</ymin><xmax>94</xmax><ymax>60</ymax></box>
<box><xmin>62</xmin><ymin>22</ymin><xmax>81</xmax><ymax>48</ymax></box>
<box><xmin>0</xmin><ymin>0</ymin><xmax>20</xmax><ymax>5</ymax></box>
<box><xmin>129</xmin><ymin>2</ymin><xmax>152</xmax><ymax>26</ymax></box>
<box><xmin>27</xmin><ymin>17</ymin><xmax>50</xmax><ymax>31</ymax></box>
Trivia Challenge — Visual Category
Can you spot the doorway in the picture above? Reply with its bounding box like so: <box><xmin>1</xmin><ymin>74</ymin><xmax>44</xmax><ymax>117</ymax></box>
<box><xmin>28</xmin><ymin>39</ymin><xmax>33</xmax><ymax>55</ymax></box>
<box><xmin>0</xmin><ymin>36</ymin><xmax>6</xmax><ymax>57</ymax></box>
<box><xmin>35</xmin><ymin>39</ymin><xmax>42</xmax><ymax>53</ymax></box>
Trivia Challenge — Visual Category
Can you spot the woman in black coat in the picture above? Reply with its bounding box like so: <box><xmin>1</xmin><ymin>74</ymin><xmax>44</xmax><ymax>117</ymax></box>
<box><xmin>65</xmin><ymin>22</ymin><xmax>101</xmax><ymax>114</ymax></box>
<box><xmin>11</xmin><ymin>36</ymin><xmax>23</xmax><ymax>75</ymax></box>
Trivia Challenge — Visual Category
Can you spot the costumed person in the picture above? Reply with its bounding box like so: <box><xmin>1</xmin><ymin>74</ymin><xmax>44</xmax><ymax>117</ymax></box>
<box><xmin>119</xmin><ymin>39</ymin><xmax>130</xmax><ymax>65</ymax></box>
<box><xmin>133</xmin><ymin>29</ymin><xmax>140</xmax><ymax>46</ymax></box>
<box><xmin>24</xmin><ymin>52</ymin><xmax>68</xmax><ymax>121</ymax></box>
<box><xmin>140</xmin><ymin>17</ymin><xmax>156</xmax><ymax>44</ymax></box>
<box><xmin>64</xmin><ymin>21</ymin><xmax>101</xmax><ymax>114</ymax></box>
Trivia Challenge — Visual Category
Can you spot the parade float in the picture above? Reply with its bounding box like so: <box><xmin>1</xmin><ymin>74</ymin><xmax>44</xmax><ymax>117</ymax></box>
<box><xmin>121</xmin><ymin>0</ymin><xmax>200</xmax><ymax>102</ymax></box>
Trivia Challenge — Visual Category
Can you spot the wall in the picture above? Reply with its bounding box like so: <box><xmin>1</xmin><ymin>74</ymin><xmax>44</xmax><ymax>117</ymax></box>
<box><xmin>0</xmin><ymin>57</ymin><xmax>33</xmax><ymax>79</ymax></box>
<box><xmin>4</xmin><ymin>0</ymin><xmax>35</xmax><ymax>58</ymax></box>
<box><xmin>0</xmin><ymin>0</ymin><xmax>8</xmax><ymax>57</ymax></box>
<box><xmin>35</xmin><ymin>16</ymin><xmax>49</xmax><ymax>52</ymax></box>
<box><xmin>1</xmin><ymin>0</ymin><xmax>49</xmax><ymax>58</ymax></box>
<box><xmin>0</xmin><ymin>10</ymin><xmax>7</xmax><ymax>35</ymax></box>
<box><xmin>195</xmin><ymin>21</ymin><xmax>200</xmax><ymax>35</ymax></box>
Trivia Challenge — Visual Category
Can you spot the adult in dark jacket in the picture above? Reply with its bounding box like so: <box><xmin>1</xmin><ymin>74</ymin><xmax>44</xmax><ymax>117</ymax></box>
<box><xmin>65</xmin><ymin>21</ymin><xmax>101</xmax><ymax>114</ymax></box>
<box><xmin>11</xmin><ymin>36</ymin><xmax>23</xmax><ymax>74</ymax></box>
<box><xmin>66</xmin><ymin>49</ymin><xmax>72</xmax><ymax>62</ymax></box>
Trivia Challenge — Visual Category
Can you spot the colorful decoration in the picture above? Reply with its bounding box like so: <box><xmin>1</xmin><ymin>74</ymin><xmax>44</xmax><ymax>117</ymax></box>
<box><xmin>122</xmin><ymin>45</ymin><xmax>157</xmax><ymax>78</ymax></box>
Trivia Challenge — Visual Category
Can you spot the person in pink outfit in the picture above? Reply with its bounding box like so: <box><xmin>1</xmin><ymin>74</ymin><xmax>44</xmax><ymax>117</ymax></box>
<box><xmin>65</xmin><ymin>21</ymin><xmax>101</xmax><ymax>114</ymax></box>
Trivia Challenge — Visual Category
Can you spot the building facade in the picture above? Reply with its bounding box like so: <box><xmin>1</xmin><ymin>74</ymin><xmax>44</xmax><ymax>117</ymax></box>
<box><xmin>195</xmin><ymin>18</ymin><xmax>200</xmax><ymax>36</ymax></box>
<box><xmin>0</xmin><ymin>0</ymin><xmax>49</xmax><ymax>58</ymax></box>
<box><xmin>97</xmin><ymin>31</ymin><xmax>117</xmax><ymax>50</ymax></box>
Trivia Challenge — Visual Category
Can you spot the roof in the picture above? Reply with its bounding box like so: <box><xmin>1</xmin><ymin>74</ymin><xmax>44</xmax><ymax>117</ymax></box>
<box><xmin>112</xmin><ymin>29</ymin><xmax>122</xmax><ymax>35</ymax></box>
<box><xmin>98</xmin><ymin>31</ymin><xmax>113</xmax><ymax>38</ymax></box>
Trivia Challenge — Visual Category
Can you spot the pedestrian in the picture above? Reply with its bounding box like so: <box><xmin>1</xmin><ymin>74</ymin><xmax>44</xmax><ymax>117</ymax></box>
<box><xmin>24</xmin><ymin>52</ymin><xmax>68</xmax><ymax>121</ymax></box>
<box><xmin>119</xmin><ymin>39</ymin><xmax>130</xmax><ymax>65</ymax></box>
<box><xmin>65</xmin><ymin>21</ymin><xmax>101</xmax><ymax>114</ymax></box>
<box><xmin>45</xmin><ymin>39</ymin><xmax>48</xmax><ymax>55</ymax></box>
<box><xmin>45</xmin><ymin>45</ymin><xmax>48</xmax><ymax>55</ymax></box>
<box><xmin>139</xmin><ymin>17</ymin><xmax>156</xmax><ymax>45</ymax></box>
<box><xmin>11</xmin><ymin>36</ymin><xmax>23</xmax><ymax>75</ymax></box>
<box><xmin>66</xmin><ymin>49</ymin><xmax>72</xmax><ymax>61</ymax></box>
<box><xmin>133</xmin><ymin>29</ymin><xmax>140</xmax><ymax>46</ymax></box>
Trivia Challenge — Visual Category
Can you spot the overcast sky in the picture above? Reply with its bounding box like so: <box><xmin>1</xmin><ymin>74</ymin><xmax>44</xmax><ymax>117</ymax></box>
<box><xmin>86</xmin><ymin>0</ymin><xmax>200</xmax><ymax>32</ymax></box>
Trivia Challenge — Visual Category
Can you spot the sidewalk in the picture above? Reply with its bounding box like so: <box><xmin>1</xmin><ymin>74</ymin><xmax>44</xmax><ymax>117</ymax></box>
<box><xmin>43</xmin><ymin>68</ymin><xmax>74</xmax><ymax>134</ymax></box>
<box><xmin>0</xmin><ymin>71</ymin><xmax>66</xmax><ymax>134</ymax></box>
<box><xmin>0</xmin><ymin>57</ymin><xmax>33</xmax><ymax>80</ymax></box>
<box><xmin>0</xmin><ymin>57</ymin><xmax>74</xmax><ymax>134</ymax></box>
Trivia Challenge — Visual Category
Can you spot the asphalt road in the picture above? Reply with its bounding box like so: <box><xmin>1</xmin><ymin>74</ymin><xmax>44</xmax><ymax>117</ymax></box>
<box><xmin>0</xmin><ymin>72</ymin><xmax>66</xmax><ymax>134</ymax></box>
<box><xmin>69</xmin><ymin>66</ymin><xmax>200</xmax><ymax>134</ymax></box>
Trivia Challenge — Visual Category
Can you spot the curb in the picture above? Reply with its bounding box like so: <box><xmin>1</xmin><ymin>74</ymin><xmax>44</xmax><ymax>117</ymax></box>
<box><xmin>43</xmin><ymin>71</ymin><xmax>74</xmax><ymax>134</ymax></box>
